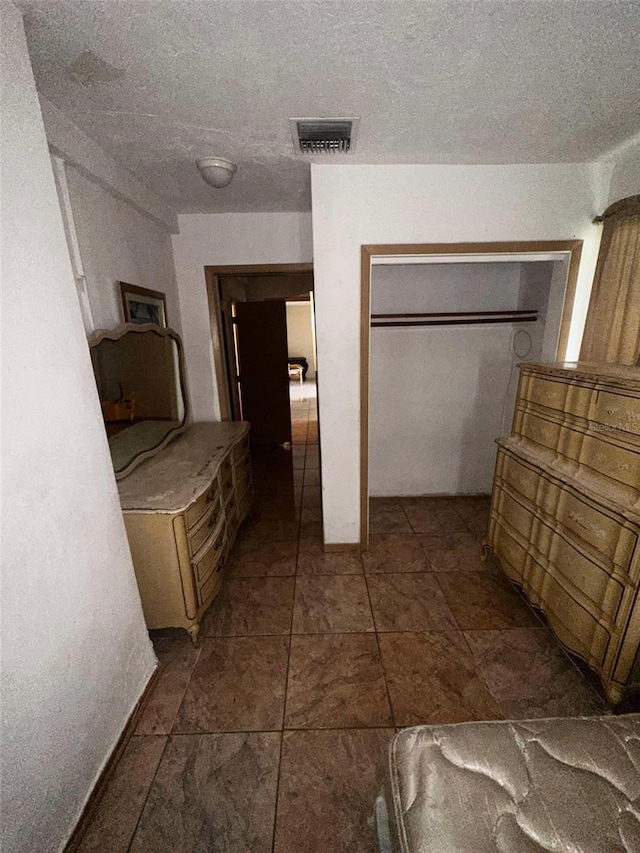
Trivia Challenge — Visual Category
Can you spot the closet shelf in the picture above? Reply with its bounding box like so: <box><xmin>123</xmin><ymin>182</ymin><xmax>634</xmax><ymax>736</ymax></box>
<box><xmin>370</xmin><ymin>309</ymin><xmax>538</xmax><ymax>328</ymax></box>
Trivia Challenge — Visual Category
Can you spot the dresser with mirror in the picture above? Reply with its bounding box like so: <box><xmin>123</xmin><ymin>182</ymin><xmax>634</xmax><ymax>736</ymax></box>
<box><xmin>89</xmin><ymin>323</ymin><xmax>252</xmax><ymax>644</ymax></box>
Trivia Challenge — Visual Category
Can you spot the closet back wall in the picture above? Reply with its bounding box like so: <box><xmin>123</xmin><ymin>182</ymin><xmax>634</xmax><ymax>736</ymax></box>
<box><xmin>369</xmin><ymin>263</ymin><xmax>540</xmax><ymax>496</ymax></box>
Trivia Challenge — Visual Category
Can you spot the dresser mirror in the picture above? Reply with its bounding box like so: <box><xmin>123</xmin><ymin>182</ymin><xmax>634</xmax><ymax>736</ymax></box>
<box><xmin>89</xmin><ymin>323</ymin><xmax>189</xmax><ymax>479</ymax></box>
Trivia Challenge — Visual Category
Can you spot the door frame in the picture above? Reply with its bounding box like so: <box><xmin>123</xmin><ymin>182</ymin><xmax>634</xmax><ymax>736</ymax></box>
<box><xmin>205</xmin><ymin>263</ymin><xmax>314</xmax><ymax>420</ymax></box>
<box><xmin>359</xmin><ymin>240</ymin><xmax>583</xmax><ymax>548</ymax></box>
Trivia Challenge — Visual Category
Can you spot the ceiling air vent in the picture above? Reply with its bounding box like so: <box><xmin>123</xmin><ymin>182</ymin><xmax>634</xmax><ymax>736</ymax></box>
<box><xmin>290</xmin><ymin>118</ymin><xmax>359</xmax><ymax>154</ymax></box>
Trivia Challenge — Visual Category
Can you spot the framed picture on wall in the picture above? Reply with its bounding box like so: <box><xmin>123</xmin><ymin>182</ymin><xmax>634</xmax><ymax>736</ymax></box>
<box><xmin>119</xmin><ymin>282</ymin><xmax>168</xmax><ymax>328</ymax></box>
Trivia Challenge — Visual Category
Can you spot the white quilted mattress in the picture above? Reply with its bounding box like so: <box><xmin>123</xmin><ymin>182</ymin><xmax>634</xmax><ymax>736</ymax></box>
<box><xmin>387</xmin><ymin>716</ymin><xmax>640</xmax><ymax>853</ymax></box>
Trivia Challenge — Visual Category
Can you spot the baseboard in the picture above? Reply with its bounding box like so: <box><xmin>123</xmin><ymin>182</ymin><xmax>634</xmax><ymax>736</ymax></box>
<box><xmin>64</xmin><ymin>665</ymin><xmax>159</xmax><ymax>852</ymax></box>
<box><xmin>323</xmin><ymin>542</ymin><xmax>361</xmax><ymax>553</ymax></box>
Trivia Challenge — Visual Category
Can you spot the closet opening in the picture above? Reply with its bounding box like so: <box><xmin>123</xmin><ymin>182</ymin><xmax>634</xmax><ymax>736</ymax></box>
<box><xmin>360</xmin><ymin>241</ymin><xmax>583</xmax><ymax>547</ymax></box>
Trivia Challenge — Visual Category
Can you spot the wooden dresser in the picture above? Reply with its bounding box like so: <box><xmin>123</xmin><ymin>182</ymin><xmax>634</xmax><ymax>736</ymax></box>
<box><xmin>118</xmin><ymin>422</ymin><xmax>252</xmax><ymax>644</ymax></box>
<box><xmin>484</xmin><ymin>362</ymin><xmax>640</xmax><ymax>706</ymax></box>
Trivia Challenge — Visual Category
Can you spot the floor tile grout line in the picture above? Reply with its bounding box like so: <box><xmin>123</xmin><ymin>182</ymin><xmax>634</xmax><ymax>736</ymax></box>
<box><xmin>164</xmin><ymin>639</ymin><xmax>205</xmax><ymax>738</ymax></box>
<box><xmin>201</xmin><ymin>625</ymin><xmax>574</xmax><ymax>639</ymax></box>
<box><xmin>271</xmin><ymin>513</ymin><xmax>299</xmax><ymax>851</ymax></box>
<box><xmin>229</xmin><ymin>568</ymin><xmax>495</xmax><ymax>579</ymax></box>
<box><xmin>456</xmin><ymin>625</ymin><xmax>506</xmax><ymax>718</ymax></box>
<box><xmin>430</xmin><ymin>571</ymin><xmax>464</xmax><ymax>633</ymax></box>
<box><xmin>168</xmin><ymin>725</ymin><xmax>396</xmax><ymax>736</ymax></box>
<box><xmin>270</xmin><ymin>731</ymin><xmax>286</xmax><ymax>853</ymax></box>
<box><xmin>125</xmin><ymin>730</ymin><xmax>171</xmax><ymax>853</ymax></box>
<box><xmin>361</xmin><ymin>570</ymin><xmax>397</xmax><ymax>730</ymax></box>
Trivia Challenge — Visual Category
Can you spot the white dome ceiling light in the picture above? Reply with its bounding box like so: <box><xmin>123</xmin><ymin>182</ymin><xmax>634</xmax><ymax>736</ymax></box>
<box><xmin>196</xmin><ymin>157</ymin><xmax>237</xmax><ymax>188</ymax></box>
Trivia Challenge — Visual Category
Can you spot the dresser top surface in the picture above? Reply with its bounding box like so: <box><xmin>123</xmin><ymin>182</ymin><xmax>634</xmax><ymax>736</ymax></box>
<box><xmin>521</xmin><ymin>361</ymin><xmax>640</xmax><ymax>387</ymax></box>
<box><xmin>117</xmin><ymin>421</ymin><xmax>250</xmax><ymax>512</ymax></box>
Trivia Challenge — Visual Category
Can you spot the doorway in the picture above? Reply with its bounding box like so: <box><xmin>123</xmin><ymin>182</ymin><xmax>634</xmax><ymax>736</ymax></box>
<box><xmin>360</xmin><ymin>241</ymin><xmax>583</xmax><ymax>547</ymax></box>
<box><xmin>205</xmin><ymin>263</ymin><xmax>316</xmax><ymax>446</ymax></box>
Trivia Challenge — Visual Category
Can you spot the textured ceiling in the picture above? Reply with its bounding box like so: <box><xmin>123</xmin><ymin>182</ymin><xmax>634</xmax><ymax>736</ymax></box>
<box><xmin>21</xmin><ymin>0</ymin><xmax>640</xmax><ymax>213</ymax></box>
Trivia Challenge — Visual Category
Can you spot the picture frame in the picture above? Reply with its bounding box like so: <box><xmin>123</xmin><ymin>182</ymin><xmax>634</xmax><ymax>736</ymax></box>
<box><xmin>119</xmin><ymin>282</ymin><xmax>167</xmax><ymax>328</ymax></box>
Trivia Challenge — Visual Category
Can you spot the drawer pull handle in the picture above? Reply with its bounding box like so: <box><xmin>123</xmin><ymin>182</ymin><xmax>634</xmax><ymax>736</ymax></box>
<box><xmin>206</xmin><ymin>488</ymin><xmax>217</xmax><ymax>503</ymax></box>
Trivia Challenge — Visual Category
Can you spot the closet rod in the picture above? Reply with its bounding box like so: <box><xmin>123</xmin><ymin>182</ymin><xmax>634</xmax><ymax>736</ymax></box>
<box><xmin>371</xmin><ymin>310</ymin><xmax>537</xmax><ymax>319</ymax></box>
<box><xmin>371</xmin><ymin>316</ymin><xmax>537</xmax><ymax>328</ymax></box>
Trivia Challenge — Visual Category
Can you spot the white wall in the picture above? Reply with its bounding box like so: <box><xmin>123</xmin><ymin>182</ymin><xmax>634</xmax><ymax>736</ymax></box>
<box><xmin>371</xmin><ymin>262</ymin><xmax>522</xmax><ymax>313</ymax></box>
<box><xmin>369</xmin><ymin>261</ymin><xmax>555</xmax><ymax>496</ymax></box>
<box><xmin>64</xmin><ymin>164</ymin><xmax>182</xmax><ymax>334</ymax></box>
<box><xmin>370</xmin><ymin>325</ymin><xmax>522</xmax><ymax>495</ymax></box>
<box><xmin>607</xmin><ymin>135</ymin><xmax>640</xmax><ymax>205</ymax></box>
<box><xmin>1</xmin><ymin>6</ymin><xmax>157</xmax><ymax>851</ymax></box>
<box><xmin>311</xmin><ymin>163</ymin><xmax>606</xmax><ymax>544</ymax></box>
<box><xmin>172</xmin><ymin>212</ymin><xmax>313</xmax><ymax>420</ymax></box>
<box><xmin>40</xmin><ymin>96</ymin><xmax>177</xmax><ymax>234</ymax></box>
<box><xmin>286</xmin><ymin>302</ymin><xmax>316</xmax><ymax>378</ymax></box>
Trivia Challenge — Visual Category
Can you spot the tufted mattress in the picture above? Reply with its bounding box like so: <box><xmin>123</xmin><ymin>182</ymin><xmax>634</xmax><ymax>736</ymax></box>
<box><xmin>382</xmin><ymin>715</ymin><xmax>640</xmax><ymax>853</ymax></box>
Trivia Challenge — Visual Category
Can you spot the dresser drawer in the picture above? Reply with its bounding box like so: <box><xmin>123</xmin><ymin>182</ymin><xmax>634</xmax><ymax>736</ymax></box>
<box><xmin>614</xmin><ymin>594</ymin><xmax>640</xmax><ymax>686</ymax></box>
<box><xmin>490</xmin><ymin>558</ymin><xmax>615</xmax><ymax>678</ymax></box>
<box><xmin>499</xmin><ymin>445</ymin><xmax>637</xmax><ymax>570</ymax></box>
<box><xmin>496</xmin><ymin>450</ymin><xmax>541</xmax><ymax>505</ymax></box>
<box><xmin>579</xmin><ymin>434</ymin><xmax>640</xmax><ymax>494</ymax></box>
<box><xmin>186</xmin><ymin>479</ymin><xmax>220</xmax><ymax>530</ymax></box>
<box><xmin>237</xmin><ymin>486</ymin><xmax>253</xmax><ymax>521</ymax></box>
<box><xmin>225</xmin><ymin>489</ymin><xmax>239</xmax><ymax>528</ymax></box>
<box><xmin>235</xmin><ymin>462</ymin><xmax>252</xmax><ymax>496</ymax></box>
<box><xmin>555</xmin><ymin>489</ymin><xmax>637</xmax><ymax>569</ymax></box>
<box><xmin>192</xmin><ymin>521</ymin><xmax>226</xmax><ymax>587</ymax></box>
<box><xmin>234</xmin><ymin>446</ymin><xmax>251</xmax><ymax>474</ymax></box>
<box><xmin>547</xmin><ymin>534</ymin><xmax>624</xmax><ymax>617</ymax></box>
<box><xmin>538</xmin><ymin>573</ymin><xmax>611</xmax><ymax>669</ymax></box>
<box><xmin>188</xmin><ymin>497</ymin><xmax>223</xmax><ymax>556</ymax></box>
<box><xmin>197</xmin><ymin>563</ymin><xmax>223</xmax><ymax>607</ymax></box>
<box><xmin>492</xmin><ymin>488</ymin><xmax>537</xmax><ymax>545</ymax></box>
<box><xmin>233</xmin><ymin>434</ymin><xmax>250</xmax><ymax>464</ymax></box>
<box><xmin>525</xmin><ymin>375</ymin><xmax>567</xmax><ymax>411</ymax></box>
<box><xmin>220</xmin><ymin>456</ymin><xmax>234</xmax><ymax>499</ymax></box>
<box><xmin>524</xmin><ymin>375</ymin><xmax>591</xmax><ymax>420</ymax></box>
<box><xmin>516</xmin><ymin>410</ymin><xmax>564</xmax><ymax>454</ymax></box>
<box><xmin>497</xmin><ymin>474</ymin><xmax>629</xmax><ymax>605</ymax></box>
<box><xmin>592</xmin><ymin>391</ymin><xmax>640</xmax><ymax>438</ymax></box>
<box><xmin>489</xmin><ymin>521</ymin><xmax>528</xmax><ymax>583</ymax></box>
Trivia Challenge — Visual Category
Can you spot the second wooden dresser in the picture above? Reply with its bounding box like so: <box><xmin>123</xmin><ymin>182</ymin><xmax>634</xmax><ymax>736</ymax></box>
<box><xmin>484</xmin><ymin>362</ymin><xmax>640</xmax><ymax>706</ymax></box>
<box><xmin>117</xmin><ymin>422</ymin><xmax>252</xmax><ymax>644</ymax></box>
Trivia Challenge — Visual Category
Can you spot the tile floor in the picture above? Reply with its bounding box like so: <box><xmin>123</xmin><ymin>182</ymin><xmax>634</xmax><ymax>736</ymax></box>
<box><xmin>78</xmin><ymin>379</ymin><xmax>606</xmax><ymax>852</ymax></box>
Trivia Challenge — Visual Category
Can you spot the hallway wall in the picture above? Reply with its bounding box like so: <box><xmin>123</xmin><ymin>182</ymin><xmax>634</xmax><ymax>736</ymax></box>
<box><xmin>39</xmin><ymin>97</ymin><xmax>181</xmax><ymax>338</ymax></box>
<box><xmin>172</xmin><ymin>212</ymin><xmax>313</xmax><ymax>420</ymax></box>
<box><xmin>1</xmin><ymin>6</ymin><xmax>157</xmax><ymax>850</ymax></box>
<box><xmin>64</xmin><ymin>164</ymin><xmax>182</xmax><ymax>334</ymax></box>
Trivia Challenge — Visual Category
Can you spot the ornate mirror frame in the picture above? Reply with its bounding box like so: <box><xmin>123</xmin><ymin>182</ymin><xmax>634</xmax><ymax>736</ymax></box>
<box><xmin>88</xmin><ymin>323</ymin><xmax>191</xmax><ymax>480</ymax></box>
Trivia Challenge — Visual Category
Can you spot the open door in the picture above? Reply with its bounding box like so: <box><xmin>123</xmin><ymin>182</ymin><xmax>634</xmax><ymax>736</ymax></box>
<box><xmin>234</xmin><ymin>300</ymin><xmax>292</xmax><ymax>446</ymax></box>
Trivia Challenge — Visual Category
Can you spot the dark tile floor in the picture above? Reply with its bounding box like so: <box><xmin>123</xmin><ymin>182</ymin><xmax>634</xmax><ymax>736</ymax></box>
<box><xmin>78</xmin><ymin>381</ymin><xmax>606</xmax><ymax>852</ymax></box>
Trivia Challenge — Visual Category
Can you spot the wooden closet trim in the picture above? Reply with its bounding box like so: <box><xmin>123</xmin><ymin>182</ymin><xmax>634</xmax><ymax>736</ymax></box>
<box><xmin>359</xmin><ymin>240</ymin><xmax>583</xmax><ymax>549</ymax></box>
